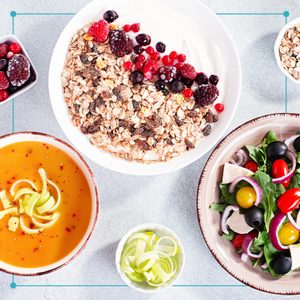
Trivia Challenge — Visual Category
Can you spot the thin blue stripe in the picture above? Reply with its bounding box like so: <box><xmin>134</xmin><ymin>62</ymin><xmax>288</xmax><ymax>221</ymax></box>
<box><xmin>216</xmin><ymin>12</ymin><xmax>283</xmax><ymax>16</ymax></box>
<box><xmin>16</xmin><ymin>12</ymin><xmax>75</xmax><ymax>16</ymax></box>
<box><xmin>11</xmin><ymin>16</ymin><xmax>15</xmax><ymax>133</ymax></box>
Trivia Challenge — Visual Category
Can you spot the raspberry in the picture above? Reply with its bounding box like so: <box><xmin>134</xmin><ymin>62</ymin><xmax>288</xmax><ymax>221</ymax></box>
<box><xmin>156</xmin><ymin>42</ymin><xmax>166</xmax><ymax>53</ymax></box>
<box><xmin>162</xmin><ymin>55</ymin><xmax>173</xmax><ymax>66</ymax></box>
<box><xmin>209</xmin><ymin>74</ymin><xmax>219</xmax><ymax>85</ymax></box>
<box><xmin>6</xmin><ymin>54</ymin><xmax>30</xmax><ymax>87</ymax></box>
<box><xmin>180</xmin><ymin>63</ymin><xmax>197</xmax><ymax>80</ymax></box>
<box><xmin>0</xmin><ymin>71</ymin><xmax>9</xmax><ymax>89</ymax></box>
<box><xmin>193</xmin><ymin>84</ymin><xmax>219</xmax><ymax>107</ymax></box>
<box><xmin>130</xmin><ymin>23</ymin><xmax>140</xmax><ymax>33</ymax></box>
<box><xmin>123</xmin><ymin>24</ymin><xmax>131</xmax><ymax>32</ymax></box>
<box><xmin>183</xmin><ymin>88</ymin><xmax>193</xmax><ymax>98</ymax></box>
<box><xmin>10</xmin><ymin>43</ymin><xmax>21</xmax><ymax>54</ymax></box>
<box><xmin>195</xmin><ymin>72</ymin><xmax>208</xmax><ymax>85</ymax></box>
<box><xmin>123</xmin><ymin>61</ymin><xmax>133</xmax><ymax>71</ymax></box>
<box><xmin>0</xmin><ymin>89</ymin><xmax>8</xmax><ymax>102</ymax></box>
<box><xmin>0</xmin><ymin>44</ymin><xmax>8</xmax><ymax>58</ymax></box>
<box><xmin>108</xmin><ymin>30</ymin><xmax>133</xmax><ymax>57</ymax></box>
<box><xmin>158</xmin><ymin>66</ymin><xmax>177</xmax><ymax>83</ymax></box>
<box><xmin>169</xmin><ymin>51</ymin><xmax>178</xmax><ymax>60</ymax></box>
<box><xmin>214</xmin><ymin>103</ymin><xmax>224</xmax><ymax>112</ymax></box>
<box><xmin>178</xmin><ymin>54</ymin><xmax>186</xmax><ymax>62</ymax></box>
<box><xmin>88</xmin><ymin>19</ymin><xmax>109</xmax><ymax>42</ymax></box>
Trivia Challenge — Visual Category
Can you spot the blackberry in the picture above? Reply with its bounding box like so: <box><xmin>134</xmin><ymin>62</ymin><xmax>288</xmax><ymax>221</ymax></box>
<box><xmin>135</xmin><ymin>34</ymin><xmax>151</xmax><ymax>46</ymax></box>
<box><xmin>156</xmin><ymin>42</ymin><xmax>166</xmax><ymax>53</ymax></box>
<box><xmin>195</xmin><ymin>72</ymin><xmax>208</xmax><ymax>85</ymax></box>
<box><xmin>155</xmin><ymin>79</ymin><xmax>166</xmax><ymax>91</ymax></box>
<box><xmin>193</xmin><ymin>84</ymin><xmax>219</xmax><ymax>107</ymax></box>
<box><xmin>158</xmin><ymin>66</ymin><xmax>177</xmax><ymax>83</ymax></box>
<box><xmin>103</xmin><ymin>10</ymin><xmax>119</xmax><ymax>23</ymax></box>
<box><xmin>181</xmin><ymin>76</ymin><xmax>194</xmax><ymax>87</ymax></box>
<box><xmin>209</xmin><ymin>74</ymin><xmax>219</xmax><ymax>85</ymax></box>
<box><xmin>171</xmin><ymin>80</ymin><xmax>184</xmax><ymax>93</ymax></box>
<box><xmin>130</xmin><ymin>70</ymin><xmax>144</xmax><ymax>84</ymax></box>
<box><xmin>0</xmin><ymin>59</ymin><xmax>7</xmax><ymax>71</ymax></box>
<box><xmin>134</xmin><ymin>45</ymin><xmax>145</xmax><ymax>54</ymax></box>
<box><xmin>109</xmin><ymin>30</ymin><xmax>133</xmax><ymax>57</ymax></box>
<box><xmin>162</xmin><ymin>89</ymin><xmax>169</xmax><ymax>96</ymax></box>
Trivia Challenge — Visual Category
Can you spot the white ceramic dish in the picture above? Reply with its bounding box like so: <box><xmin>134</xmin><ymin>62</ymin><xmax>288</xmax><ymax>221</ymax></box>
<box><xmin>0</xmin><ymin>132</ymin><xmax>99</xmax><ymax>276</ymax></box>
<box><xmin>49</xmin><ymin>0</ymin><xmax>241</xmax><ymax>175</ymax></box>
<box><xmin>0</xmin><ymin>34</ymin><xmax>38</xmax><ymax>106</ymax></box>
<box><xmin>274</xmin><ymin>17</ymin><xmax>300</xmax><ymax>84</ymax></box>
<box><xmin>115</xmin><ymin>223</ymin><xmax>185</xmax><ymax>293</ymax></box>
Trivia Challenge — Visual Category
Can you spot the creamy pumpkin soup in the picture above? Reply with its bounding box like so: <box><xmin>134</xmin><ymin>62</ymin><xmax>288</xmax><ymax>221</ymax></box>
<box><xmin>0</xmin><ymin>141</ymin><xmax>92</xmax><ymax>268</ymax></box>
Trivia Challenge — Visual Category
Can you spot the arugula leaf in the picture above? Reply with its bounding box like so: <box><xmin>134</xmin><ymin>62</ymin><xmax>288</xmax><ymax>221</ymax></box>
<box><xmin>209</xmin><ymin>203</ymin><xmax>227</xmax><ymax>212</ymax></box>
<box><xmin>245</xmin><ymin>145</ymin><xmax>268</xmax><ymax>172</ymax></box>
<box><xmin>260</xmin><ymin>130</ymin><xmax>278</xmax><ymax>148</ymax></box>
<box><xmin>252</xmin><ymin>231</ymin><xmax>268</xmax><ymax>249</ymax></box>
<box><xmin>297</xmin><ymin>152</ymin><xmax>300</xmax><ymax>164</ymax></box>
<box><xmin>221</xmin><ymin>229</ymin><xmax>235</xmax><ymax>240</ymax></box>
<box><xmin>219</xmin><ymin>184</ymin><xmax>237</xmax><ymax>205</ymax></box>
<box><xmin>263</xmin><ymin>240</ymin><xmax>280</xmax><ymax>277</ymax></box>
<box><xmin>290</xmin><ymin>174</ymin><xmax>300</xmax><ymax>188</ymax></box>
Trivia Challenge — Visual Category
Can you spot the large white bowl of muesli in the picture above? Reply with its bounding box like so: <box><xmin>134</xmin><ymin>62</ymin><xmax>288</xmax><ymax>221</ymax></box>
<box><xmin>49</xmin><ymin>0</ymin><xmax>241</xmax><ymax>175</ymax></box>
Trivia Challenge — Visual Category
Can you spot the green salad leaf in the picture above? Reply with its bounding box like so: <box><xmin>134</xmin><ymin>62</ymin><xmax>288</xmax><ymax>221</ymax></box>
<box><xmin>289</xmin><ymin>174</ymin><xmax>300</xmax><ymax>188</ymax></box>
<box><xmin>263</xmin><ymin>240</ymin><xmax>280</xmax><ymax>277</ymax></box>
<box><xmin>222</xmin><ymin>229</ymin><xmax>235</xmax><ymax>241</ymax></box>
<box><xmin>209</xmin><ymin>203</ymin><xmax>227</xmax><ymax>212</ymax></box>
<box><xmin>260</xmin><ymin>130</ymin><xmax>278</xmax><ymax>148</ymax></box>
<box><xmin>219</xmin><ymin>184</ymin><xmax>237</xmax><ymax>205</ymax></box>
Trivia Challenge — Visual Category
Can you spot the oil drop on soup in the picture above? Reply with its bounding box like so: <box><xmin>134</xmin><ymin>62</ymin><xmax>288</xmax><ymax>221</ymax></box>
<box><xmin>0</xmin><ymin>141</ymin><xmax>92</xmax><ymax>268</ymax></box>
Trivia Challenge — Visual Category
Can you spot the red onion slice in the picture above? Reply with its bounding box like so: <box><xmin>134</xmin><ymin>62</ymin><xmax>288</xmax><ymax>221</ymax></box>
<box><xmin>284</xmin><ymin>135</ymin><xmax>300</xmax><ymax>153</ymax></box>
<box><xmin>260</xmin><ymin>262</ymin><xmax>268</xmax><ymax>269</ymax></box>
<box><xmin>230</xmin><ymin>149</ymin><xmax>249</xmax><ymax>166</ymax></box>
<box><xmin>229</xmin><ymin>176</ymin><xmax>262</xmax><ymax>206</ymax></box>
<box><xmin>221</xmin><ymin>205</ymin><xmax>239</xmax><ymax>234</ymax></box>
<box><xmin>287</xmin><ymin>211</ymin><xmax>300</xmax><ymax>231</ymax></box>
<box><xmin>269</xmin><ymin>212</ymin><xmax>289</xmax><ymax>251</ymax></box>
<box><xmin>272</xmin><ymin>151</ymin><xmax>296</xmax><ymax>184</ymax></box>
<box><xmin>241</xmin><ymin>253</ymin><xmax>249</xmax><ymax>262</ymax></box>
<box><xmin>242</xmin><ymin>234</ymin><xmax>263</xmax><ymax>259</ymax></box>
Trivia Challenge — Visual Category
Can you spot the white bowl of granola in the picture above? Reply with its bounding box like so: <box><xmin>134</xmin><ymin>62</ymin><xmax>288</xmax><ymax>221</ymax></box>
<box><xmin>49</xmin><ymin>0</ymin><xmax>241</xmax><ymax>175</ymax></box>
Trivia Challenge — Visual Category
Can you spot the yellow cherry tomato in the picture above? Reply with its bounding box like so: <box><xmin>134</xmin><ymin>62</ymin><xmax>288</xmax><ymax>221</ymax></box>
<box><xmin>236</xmin><ymin>186</ymin><xmax>256</xmax><ymax>208</ymax></box>
<box><xmin>279</xmin><ymin>223</ymin><xmax>299</xmax><ymax>245</ymax></box>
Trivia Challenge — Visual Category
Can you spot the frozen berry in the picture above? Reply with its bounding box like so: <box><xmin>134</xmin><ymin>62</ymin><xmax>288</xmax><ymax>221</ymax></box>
<box><xmin>183</xmin><ymin>88</ymin><xmax>193</xmax><ymax>98</ymax></box>
<box><xmin>169</xmin><ymin>51</ymin><xmax>178</xmax><ymax>60</ymax></box>
<box><xmin>156</xmin><ymin>42</ymin><xmax>166</xmax><ymax>53</ymax></box>
<box><xmin>135</xmin><ymin>34</ymin><xmax>151</xmax><ymax>46</ymax></box>
<box><xmin>162</xmin><ymin>89</ymin><xmax>169</xmax><ymax>96</ymax></box>
<box><xmin>0</xmin><ymin>59</ymin><xmax>7</xmax><ymax>71</ymax></box>
<box><xmin>9</xmin><ymin>43</ymin><xmax>21</xmax><ymax>54</ymax></box>
<box><xmin>103</xmin><ymin>10</ymin><xmax>119</xmax><ymax>23</ymax></box>
<box><xmin>0</xmin><ymin>71</ymin><xmax>9</xmax><ymax>90</ymax></box>
<box><xmin>145</xmin><ymin>46</ymin><xmax>154</xmax><ymax>55</ymax></box>
<box><xmin>150</xmin><ymin>52</ymin><xmax>160</xmax><ymax>61</ymax></box>
<box><xmin>88</xmin><ymin>19</ymin><xmax>109</xmax><ymax>42</ymax></box>
<box><xmin>123</xmin><ymin>24</ymin><xmax>131</xmax><ymax>32</ymax></box>
<box><xmin>162</xmin><ymin>55</ymin><xmax>173</xmax><ymax>66</ymax></box>
<box><xmin>134</xmin><ymin>45</ymin><xmax>144</xmax><ymax>54</ymax></box>
<box><xmin>155</xmin><ymin>79</ymin><xmax>166</xmax><ymax>91</ymax></box>
<box><xmin>109</xmin><ymin>30</ymin><xmax>133</xmax><ymax>57</ymax></box>
<box><xmin>130</xmin><ymin>23</ymin><xmax>140</xmax><ymax>33</ymax></box>
<box><xmin>130</xmin><ymin>70</ymin><xmax>144</xmax><ymax>84</ymax></box>
<box><xmin>171</xmin><ymin>80</ymin><xmax>184</xmax><ymax>93</ymax></box>
<box><xmin>158</xmin><ymin>66</ymin><xmax>177</xmax><ymax>83</ymax></box>
<box><xmin>195</xmin><ymin>72</ymin><xmax>208</xmax><ymax>85</ymax></box>
<box><xmin>123</xmin><ymin>61</ymin><xmax>133</xmax><ymax>71</ymax></box>
<box><xmin>175</xmin><ymin>62</ymin><xmax>183</xmax><ymax>70</ymax></box>
<box><xmin>0</xmin><ymin>89</ymin><xmax>8</xmax><ymax>102</ymax></box>
<box><xmin>7</xmin><ymin>51</ymin><xmax>14</xmax><ymax>59</ymax></box>
<box><xmin>6</xmin><ymin>54</ymin><xmax>30</xmax><ymax>87</ymax></box>
<box><xmin>135</xmin><ymin>61</ymin><xmax>144</xmax><ymax>70</ymax></box>
<box><xmin>137</xmin><ymin>54</ymin><xmax>145</xmax><ymax>62</ymax></box>
<box><xmin>181</xmin><ymin>77</ymin><xmax>193</xmax><ymax>87</ymax></box>
<box><xmin>180</xmin><ymin>63</ymin><xmax>197</xmax><ymax>80</ymax></box>
<box><xmin>0</xmin><ymin>44</ymin><xmax>8</xmax><ymax>58</ymax></box>
<box><xmin>209</xmin><ymin>74</ymin><xmax>219</xmax><ymax>85</ymax></box>
<box><xmin>8</xmin><ymin>85</ymin><xmax>19</xmax><ymax>94</ymax></box>
<box><xmin>193</xmin><ymin>84</ymin><xmax>219</xmax><ymax>107</ymax></box>
<box><xmin>177</xmin><ymin>54</ymin><xmax>186</xmax><ymax>62</ymax></box>
<box><xmin>214</xmin><ymin>103</ymin><xmax>224</xmax><ymax>112</ymax></box>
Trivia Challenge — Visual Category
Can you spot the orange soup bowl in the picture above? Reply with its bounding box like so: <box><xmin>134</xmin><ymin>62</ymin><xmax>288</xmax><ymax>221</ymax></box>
<box><xmin>0</xmin><ymin>132</ymin><xmax>99</xmax><ymax>275</ymax></box>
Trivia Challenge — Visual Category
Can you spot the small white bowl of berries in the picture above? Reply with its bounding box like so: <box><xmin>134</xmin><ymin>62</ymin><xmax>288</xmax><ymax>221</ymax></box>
<box><xmin>0</xmin><ymin>34</ymin><xmax>38</xmax><ymax>105</ymax></box>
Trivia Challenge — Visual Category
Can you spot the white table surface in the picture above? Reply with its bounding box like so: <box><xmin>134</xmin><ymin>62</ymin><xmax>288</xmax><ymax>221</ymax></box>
<box><xmin>1</xmin><ymin>0</ymin><xmax>300</xmax><ymax>299</ymax></box>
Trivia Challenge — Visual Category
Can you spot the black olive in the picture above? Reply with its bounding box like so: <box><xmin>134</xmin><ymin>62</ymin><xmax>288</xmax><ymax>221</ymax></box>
<box><xmin>293</xmin><ymin>136</ymin><xmax>300</xmax><ymax>152</ymax></box>
<box><xmin>266</xmin><ymin>141</ymin><xmax>288</xmax><ymax>160</ymax></box>
<box><xmin>244</xmin><ymin>206</ymin><xmax>264</xmax><ymax>228</ymax></box>
<box><xmin>272</xmin><ymin>254</ymin><xmax>292</xmax><ymax>275</ymax></box>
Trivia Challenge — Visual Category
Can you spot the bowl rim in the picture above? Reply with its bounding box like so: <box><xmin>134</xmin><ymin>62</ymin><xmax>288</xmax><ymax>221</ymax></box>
<box><xmin>115</xmin><ymin>222</ymin><xmax>185</xmax><ymax>293</ymax></box>
<box><xmin>196</xmin><ymin>113</ymin><xmax>300</xmax><ymax>295</ymax></box>
<box><xmin>274</xmin><ymin>17</ymin><xmax>300</xmax><ymax>85</ymax></box>
<box><xmin>0</xmin><ymin>131</ymin><xmax>100</xmax><ymax>276</ymax></box>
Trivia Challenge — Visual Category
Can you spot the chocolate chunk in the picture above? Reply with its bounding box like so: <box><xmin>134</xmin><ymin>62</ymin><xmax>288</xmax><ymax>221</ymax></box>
<box><xmin>132</xmin><ymin>100</ymin><xmax>141</xmax><ymax>111</ymax></box>
<box><xmin>80</xmin><ymin>54</ymin><xmax>89</xmax><ymax>64</ymax></box>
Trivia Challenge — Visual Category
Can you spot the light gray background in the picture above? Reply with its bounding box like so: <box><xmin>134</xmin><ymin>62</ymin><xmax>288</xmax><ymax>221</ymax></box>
<box><xmin>0</xmin><ymin>0</ymin><xmax>300</xmax><ymax>299</ymax></box>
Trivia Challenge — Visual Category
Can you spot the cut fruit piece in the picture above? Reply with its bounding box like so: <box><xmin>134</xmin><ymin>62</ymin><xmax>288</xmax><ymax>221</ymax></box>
<box><xmin>222</xmin><ymin>162</ymin><xmax>254</xmax><ymax>184</ymax></box>
<box><xmin>226</xmin><ymin>210</ymin><xmax>253</xmax><ymax>234</ymax></box>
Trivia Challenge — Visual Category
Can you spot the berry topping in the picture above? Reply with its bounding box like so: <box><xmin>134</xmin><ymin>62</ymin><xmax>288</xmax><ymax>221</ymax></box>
<box><xmin>108</xmin><ymin>30</ymin><xmax>133</xmax><ymax>57</ymax></box>
<box><xmin>7</xmin><ymin>52</ymin><xmax>14</xmax><ymax>59</ymax></box>
<box><xmin>130</xmin><ymin>23</ymin><xmax>140</xmax><ymax>33</ymax></box>
<box><xmin>123</xmin><ymin>61</ymin><xmax>133</xmax><ymax>71</ymax></box>
<box><xmin>156</xmin><ymin>42</ymin><xmax>166</xmax><ymax>53</ymax></box>
<box><xmin>171</xmin><ymin>80</ymin><xmax>184</xmax><ymax>93</ymax></box>
<box><xmin>183</xmin><ymin>88</ymin><xmax>193</xmax><ymax>98</ymax></box>
<box><xmin>6</xmin><ymin>54</ymin><xmax>30</xmax><ymax>87</ymax></box>
<box><xmin>88</xmin><ymin>19</ymin><xmax>109</xmax><ymax>42</ymax></box>
<box><xmin>103</xmin><ymin>10</ymin><xmax>119</xmax><ymax>23</ymax></box>
<box><xmin>177</xmin><ymin>54</ymin><xmax>186</xmax><ymax>62</ymax></box>
<box><xmin>193</xmin><ymin>84</ymin><xmax>219</xmax><ymax>107</ymax></box>
<box><xmin>137</xmin><ymin>54</ymin><xmax>145</xmax><ymax>62</ymax></box>
<box><xmin>209</xmin><ymin>74</ymin><xmax>219</xmax><ymax>85</ymax></box>
<box><xmin>155</xmin><ymin>79</ymin><xmax>166</xmax><ymax>91</ymax></box>
<box><xmin>135</xmin><ymin>34</ymin><xmax>151</xmax><ymax>46</ymax></box>
<box><xmin>150</xmin><ymin>52</ymin><xmax>160</xmax><ymax>61</ymax></box>
<box><xmin>180</xmin><ymin>63</ymin><xmax>197</xmax><ymax>80</ymax></box>
<box><xmin>0</xmin><ymin>44</ymin><xmax>8</xmax><ymax>58</ymax></box>
<box><xmin>175</xmin><ymin>62</ymin><xmax>183</xmax><ymax>70</ymax></box>
<box><xmin>162</xmin><ymin>55</ymin><xmax>173</xmax><ymax>66</ymax></box>
<box><xmin>181</xmin><ymin>77</ymin><xmax>194</xmax><ymax>87</ymax></box>
<box><xmin>130</xmin><ymin>70</ymin><xmax>144</xmax><ymax>84</ymax></box>
<box><xmin>162</xmin><ymin>89</ymin><xmax>169</xmax><ymax>96</ymax></box>
<box><xmin>135</xmin><ymin>61</ymin><xmax>144</xmax><ymax>70</ymax></box>
<box><xmin>0</xmin><ymin>59</ymin><xmax>7</xmax><ymax>71</ymax></box>
<box><xmin>134</xmin><ymin>45</ymin><xmax>144</xmax><ymax>54</ymax></box>
<box><xmin>158</xmin><ymin>66</ymin><xmax>177</xmax><ymax>83</ymax></box>
<box><xmin>9</xmin><ymin>43</ymin><xmax>21</xmax><ymax>54</ymax></box>
<box><xmin>0</xmin><ymin>71</ymin><xmax>9</xmax><ymax>90</ymax></box>
<box><xmin>195</xmin><ymin>72</ymin><xmax>208</xmax><ymax>85</ymax></box>
<box><xmin>123</xmin><ymin>24</ymin><xmax>131</xmax><ymax>32</ymax></box>
<box><xmin>169</xmin><ymin>51</ymin><xmax>178</xmax><ymax>60</ymax></box>
<box><xmin>145</xmin><ymin>46</ymin><xmax>154</xmax><ymax>55</ymax></box>
<box><xmin>214</xmin><ymin>103</ymin><xmax>224</xmax><ymax>113</ymax></box>
<box><xmin>0</xmin><ymin>90</ymin><xmax>8</xmax><ymax>102</ymax></box>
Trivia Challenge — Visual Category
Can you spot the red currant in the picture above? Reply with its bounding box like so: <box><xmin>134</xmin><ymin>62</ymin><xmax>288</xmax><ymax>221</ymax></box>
<box><xmin>130</xmin><ymin>23</ymin><xmax>140</xmax><ymax>33</ymax></box>
<box><xmin>182</xmin><ymin>88</ymin><xmax>193</xmax><ymax>98</ymax></box>
<box><xmin>175</xmin><ymin>62</ymin><xmax>183</xmax><ymax>70</ymax></box>
<box><xmin>123</xmin><ymin>61</ymin><xmax>133</xmax><ymax>71</ymax></box>
<box><xmin>169</xmin><ymin>51</ymin><xmax>178</xmax><ymax>60</ymax></box>
<box><xmin>162</xmin><ymin>55</ymin><xmax>173</xmax><ymax>66</ymax></box>
<box><xmin>177</xmin><ymin>54</ymin><xmax>186</xmax><ymax>62</ymax></box>
<box><xmin>150</xmin><ymin>52</ymin><xmax>160</xmax><ymax>61</ymax></box>
<box><xmin>244</xmin><ymin>160</ymin><xmax>258</xmax><ymax>173</ymax></box>
<box><xmin>137</xmin><ymin>54</ymin><xmax>145</xmax><ymax>62</ymax></box>
<box><xmin>123</xmin><ymin>24</ymin><xmax>131</xmax><ymax>32</ymax></box>
<box><xmin>214</xmin><ymin>103</ymin><xmax>224</xmax><ymax>113</ymax></box>
<box><xmin>9</xmin><ymin>43</ymin><xmax>21</xmax><ymax>54</ymax></box>
<box><xmin>145</xmin><ymin>46</ymin><xmax>154</xmax><ymax>55</ymax></box>
<box><xmin>135</xmin><ymin>61</ymin><xmax>144</xmax><ymax>70</ymax></box>
<box><xmin>0</xmin><ymin>90</ymin><xmax>9</xmax><ymax>102</ymax></box>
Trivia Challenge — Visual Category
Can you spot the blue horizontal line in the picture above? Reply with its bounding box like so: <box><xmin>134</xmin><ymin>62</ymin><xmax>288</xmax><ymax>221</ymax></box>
<box><xmin>15</xmin><ymin>12</ymin><xmax>75</xmax><ymax>16</ymax></box>
<box><xmin>216</xmin><ymin>12</ymin><xmax>283</xmax><ymax>16</ymax></box>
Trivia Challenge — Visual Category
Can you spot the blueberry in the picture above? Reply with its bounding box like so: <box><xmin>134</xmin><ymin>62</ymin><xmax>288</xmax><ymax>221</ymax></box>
<box><xmin>162</xmin><ymin>89</ymin><xmax>169</xmax><ymax>96</ymax></box>
<box><xmin>209</xmin><ymin>74</ymin><xmax>219</xmax><ymax>85</ymax></box>
<box><xmin>0</xmin><ymin>59</ymin><xmax>7</xmax><ymax>71</ymax></box>
<box><xmin>171</xmin><ymin>80</ymin><xmax>184</xmax><ymax>93</ymax></box>
<box><xmin>156</xmin><ymin>42</ymin><xmax>166</xmax><ymax>53</ymax></box>
<box><xmin>195</xmin><ymin>73</ymin><xmax>208</xmax><ymax>85</ymax></box>
<box><xmin>103</xmin><ymin>10</ymin><xmax>119</xmax><ymax>23</ymax></box>
<box><xmin>155</xmin><ymin>79</ymin><xmax>166</xmax><ymax>91</ymax></box>
<box><xmin>181</xmin><ymin>76</ymin><xmax>194</xmax><ymax>87</ymax></box>
<box><xmin>133</xmin><ymin>45</ymin><xmax>145</xmax><ymax>54</ymax></box>
<box><xmin>130</xmin><ymin>70</ymin><xmax>144</xmax><ymax>84</ymax></box>
<box><xmin>136</xmin><ymin>34</ymin><xmax>151</xmax><ymax>46</ymax></box>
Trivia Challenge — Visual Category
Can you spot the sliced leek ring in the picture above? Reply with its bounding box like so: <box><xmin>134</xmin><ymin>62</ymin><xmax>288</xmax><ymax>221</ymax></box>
<box><xmin>0</xmin><ymin>190</ymin><xmax>12</xmax><ymax>209</ymax></box>
<box><xmin>20</xmin><ymin>216</ymin><xmax>43</xmax><ymax>234</ymax></box>
<box><xmin>0</xmin><ymin>207</ymin><xmax>18</xmax><ymax>220</ymax></box>
<box><xmin>10</xmin><ymin>179</ymin><xmax>38</xmax><ymax>196</ymax></box>
<box><xmin>36</xmin><ymin>196</ymin><xmax>55</xmax><ymax>214</ymax></box>
<box><xmin>31</xmin><ymin>213</ymin><xmax>60</xmax><ymax>228</ymax></box>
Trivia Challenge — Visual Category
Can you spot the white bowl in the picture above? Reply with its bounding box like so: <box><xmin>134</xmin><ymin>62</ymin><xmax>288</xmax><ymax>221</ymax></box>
<box><xmin>0</xmin><ymin>132</ymin><xmax>99</xmax><ymax>276</ymax></box>
<box><xmin>115</xmin><ymin>223</ymin><xmax>185</xmax><ymax>293</ymax></box>
<box><xmin>0</xmin><ymin>34</ymin><xmax>38</xmax><ymax>106</ymax></box>
<box><xmin>49</xmin><ymin>0</ymin><xmax>241</xmax><ymax>175</ymax></box>
<box><xmin>274</xmin><ymin>17</ymin><xmax>300</xmax><ymax>84</ymax></box>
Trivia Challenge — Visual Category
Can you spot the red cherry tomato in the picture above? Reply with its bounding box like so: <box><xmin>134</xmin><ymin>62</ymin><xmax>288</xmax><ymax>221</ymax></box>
<box><xmin>277</xmin><ymin>188</ymin><xmax>300</xmax><ymax>213</ymax></box>
<box><xmin>244</xmin><ymin>160</ymin><xmax>258</xmax><ymax>173</ymax></box>
<box><xmin>272</xmin><ymin>159</ymin><xmax>290</xmax><ymax>188</ymax></box>
<box><xmin>231</xmin><ymin>234</ymin><xmax>247</xmax><ymax>249</ymax></box>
